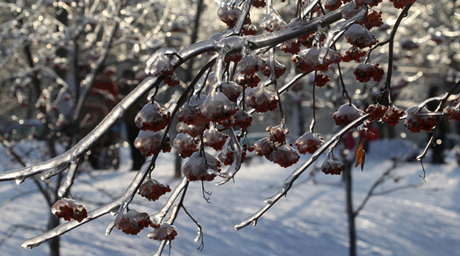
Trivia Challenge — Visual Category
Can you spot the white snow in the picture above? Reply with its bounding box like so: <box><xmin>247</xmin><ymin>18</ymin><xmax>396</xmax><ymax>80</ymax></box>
<box><xmin>1</xmin><ymin>139</ymin><xmax>460</xmax><ymax>255</ymax></box>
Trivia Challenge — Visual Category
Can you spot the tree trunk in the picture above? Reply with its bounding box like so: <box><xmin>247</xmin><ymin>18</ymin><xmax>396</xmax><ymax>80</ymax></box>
<box><xmin>174</xmin><ymin>152</ymin><xmax>182</xmax><ymax>178</ymax></box>
<box><xmin>47</xmin><ymin>214</ymin><xmax>60</xmax><ymax>256</ymax></box>
<box><xmin>344</xmin><ymin>165</ymin><xmax>356</xmax><ymax>256</ymax></box>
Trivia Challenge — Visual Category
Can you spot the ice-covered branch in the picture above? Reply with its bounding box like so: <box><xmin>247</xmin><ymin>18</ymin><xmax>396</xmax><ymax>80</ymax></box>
<box><xmin>234</xmin><ymin>114</ymin><xmax>370</xmax><ymax>230</ymax></box>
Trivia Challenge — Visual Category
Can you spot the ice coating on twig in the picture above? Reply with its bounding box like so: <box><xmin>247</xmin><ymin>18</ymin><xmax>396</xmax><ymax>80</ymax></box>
<box><xmin>57</xmin><ymin>160</ymin><xmax>79</xmax><ymax>197</ymax></box>
<box><xmin>152</xmin><ymin>177</ymin><xmax>188</xmax><ymax>224</ymax></box>
<box><xmin>145</xmin><ymin>48</ymin><xmax>177</xmax><ymax>76</ymax></box>
<box><xmin>216</xmin><ymin>126</ymin><xmax>243</xmax><ymax>185</ymax></box>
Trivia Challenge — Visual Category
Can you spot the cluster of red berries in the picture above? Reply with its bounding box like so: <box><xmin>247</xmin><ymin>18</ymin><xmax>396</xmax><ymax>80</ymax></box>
<box><xmin>389</xmin><ymin>0</ymin><xmax>417</xmax><ymax>9</ymax></box>
<box><xmin>321</xmin><ymin>159</ymin><xmax>346</xmax><ymax>175</ymax></box>
<box><xmin>199</xmin><ymin>92</ymin><xmax>238</xmax><ymax>123</ymax></box>
<box><xmin>293</xmin><ymin>47</ymin><xmax>341</xmax><ymax>73</ymax></box>
<box><xmin>267</xmin><ymin>125</ymin><xmax>289</xmax><ymax>143</ymax></box>
<box><xmin>229</xmin><ymin>109</ymin><xmax>253</xmax><ymax>131</ymax></box>
<box><xmin>324</xmin><ymin>0</ymin><xmax>342</xmax><ymax>11</ymax></box>
<box><xmin>218</xmin><ymin>6</ymin><xmax>242</xmax><ymax>28</ymax></box>
<box><xmin>235</xmin><ymin>73</ymin><xmax>261</xmax><ymax>88</ymax></box>
<box><xmin>280</xmin><ymin>39</ymin><xmax>302</xmax><ymax>55</ymax></box>
<box><xmin>221</xmin><ymin>81</ymin><xmax>242</xmax><ymax>103</ymax></box>
<box><xmin>148</xmin><ymin>223</ymin><xmax>178</xmax><ymax>241</ymax></box>
<box><xmin>315</xmin><ymin>74</ymin><xmax>330</xmax><ymax>87</ymax></box>
<box><xmin>177</xmin><ymin>98</ymin><xmax>210</xmax><ymax>128</ymax></box>
<box><xmin>224</xmin><ymin>52</ymin><xmax>242</xmax><ymax>63</ymax></box>
<box><xmin>176</xmin><ymin>121</ymin><xmax>207</xmax><ymax>138</ymax></box>
<box><xmin>242</xmin><ymin>24</ymin><xmax>258</xmax><ymax>35</ymax></box>
<box><xmin>145</xmin><ymin>49</ymin><xmax>174</xmax><ymax>77</ymax></box>
<box><xmin>251</xmin><ymin>0</ymin><xmax>266</xmax><ymax>8</ymax></box>
<box><xmin>366</xmin><ymin>104</ymin><xmax>388</xmax><ymax>120</ymax></box>
<box><xmin>182</xmin><ymin>152</ymin><xmax>222</xmax><ymax>181</ymax></box>
<box><xmin>360</xmin><ymin>9</ymin><xmax>383</xmax><ymax>30</ymax></box>
<box><xmin>261</xmin><ymin>59</ymin><xmax>287</xmax><ymax>79</ymax></box>
<box><xmin>245</xmin><ymin>86</ymin><xmax>278</xmax><ymax>113</ymax></box>
<box><xmin>267</xmin><ymin>144</ymin><xmax>300</xmax><ymax>168</ymax></box>
<box><xmin>345</xmin><ymin>24</ymin><xmax>377</xmax><ymax>49</ymax></box>
<box><xmin>381</xmin><ymin>106</ymin><xmax>405</xmax><ymax>126</ymax></box>
<box><xmin>404</xmin><ymin>106</ymin><xmax>437</xmax><ymax>133</ymax></box>
<box><xmin>447</xmin><ymin>104</ymin><xmax>460</xmax><ymax>121</ymax></box>
<box><xmin>342</xmin><ymin>46</ymin><xmax>367</xmax><ymax>63</ymax></box>
<box><xmin>355</xmin><ymin>0</ymin><xmax>383</xmax><ymax>7</ymax></box>
<box><xmin>135</xmin><ymin>101</ymin><xmax>171</xmax><ymax>132</ymax></box>
<box><xmin>203</xmin><ymin>126</ymin><xmax>229</xmax><ymax>151</ymax></box>
<box><xmin>237</xmin><ymin>53</ymin><xmax>267</xmax><ymax>76</ymax></box>
<box><xmin>353</xmin><ymin>63</ymin><xmax>384</xmax><ymax>83</ymax></box>
<box><xmin>295</xmin><ymin>132</ymin><xmax>324</xmax><ymax>154</ymax></box>
<box><xmin>115</xmin><ymin>210</ymin><xmax>152</xmax><ymax>235</ymax></box>
<box><xmin>253</xmin><ymin>127</ymin><xmax>300</xmax><ymax>168</ymax></box>
<box><xmin>173</xmin><ymin>133</ymin><xmax>200</xmax><ymax>158</ymax></box>
<box><xmin>134</xmin><ymin>130</ymin><xmax>171</xmax><ymax>157</ymax></box>
<box><xmin>164</xmin><ymin>74</ymin><xmax>180</xmax><ymax>87</ymax></box>
<box><xmin>138</xmin><ymin>179</ymin><xmax>171</xmax><ymax>201</ymax></box>
<box><xmin>332</xmin><ymin>103</ymin><xmax>364</xmax><ymax>126</ymax></box>
<box><xmin>51</xmin><ymin>198</ymin><xmax>87</xmax><ymax>222</ymax></box>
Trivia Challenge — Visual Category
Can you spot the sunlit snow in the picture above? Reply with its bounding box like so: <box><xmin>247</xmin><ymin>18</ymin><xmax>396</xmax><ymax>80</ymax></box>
<box><xmin>0</xmin><ymin>139</ymin><xmax>459</xmax><ymax>255</ymax></box>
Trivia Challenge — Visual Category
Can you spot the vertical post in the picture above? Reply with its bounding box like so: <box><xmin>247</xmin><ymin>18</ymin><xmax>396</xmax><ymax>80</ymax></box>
<box><xmin>344</xmin><ymin>165</ymin><xmax>356</xmax><ymax>256</ymax></box>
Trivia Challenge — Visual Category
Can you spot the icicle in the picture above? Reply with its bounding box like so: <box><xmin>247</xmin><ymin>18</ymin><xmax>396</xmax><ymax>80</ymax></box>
<box><xmin>194</xmin><ymin>229</ymin><xmax>203</xmax><ymax>243</ymax></box>
<box><xmin>58</xmin><ymin>160</ymin><xmax>79</xmax><ymax>197</ymax></box>
<box><xmin>15</xmin><ymin>175</ymin><xmax>25</xmax><ymax>185</ymax></box>
<box><xmin>264</xmin><ymin>198</ymin><xmax>274</xmax><ymax>205</ymax></box>
<box><xmin>105</xmin><ymin>221</ymin><xmax>115</xmax><ymax>236</ymax></box>
<box><xmin>216</xmin><ymin>126</ymin><xmax>242</xmax><ymax>185</ymax></box>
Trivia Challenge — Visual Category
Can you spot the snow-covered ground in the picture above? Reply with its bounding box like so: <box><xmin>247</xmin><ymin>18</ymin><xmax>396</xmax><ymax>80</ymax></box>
<box><xmin>1</xmin><ymin>139</ymin><xmax>460</xmax><ymax>256</ymax></box>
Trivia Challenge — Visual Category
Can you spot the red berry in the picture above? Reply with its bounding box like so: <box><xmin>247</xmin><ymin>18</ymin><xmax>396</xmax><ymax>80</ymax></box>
<box><xmin>353</xmin><ymin>63</ymin><xmax>384</xmax><ymax>83</ymax></box>
<box><xmin>173</xmin><ymin>133</ymin><xmax>200</xmax><ymax>158</ymax></box>
<box><xmin>138</xmin><ymin>179</ymin><xmax>171</xmax><ymax>201</ymax></box>
<box><xmin>332</xmin><ymin>104</ymin><xmax>364</xmax><ymax>126</ymax></box>
<box><xmin>321</xmin><ymin>159</ymin><xmax>345</xmax><ymax>175</ymax></box>
<box><xmin>203</xmin><ymin>126</ymin><xmax>228</xmax><ymax>151</ymax></box>
<box><xmin>268</xmin><ymin>144</ymin><xmax>300</xmax><ymax>168</ymax></box>
<box><xmin>315</xmin><ymin>74</ymin><xmax>330</xmax><ymax>87</ymax></box>
<box><xmin>148</xmin><ymin>223</ymin><xmax>178</xmax><ymax>241</ymax></box>
<box><xmin>51</xmin><ymin>198</ymin><xmax>88</xmax><ymax>222</ymax></box>
<box><xmin>404</xmin><ymin>106</ymin><xmax>437</xmax><ymax>133</ymax></box>
<box><xmin>245</xmin><ymin>86</ymin><xmax>278</xmax><ymax>113</ymax></box>
<box><xmin>135</xmin><ymin>101</ymin><xmax>171</xmax><ymax>132</ymax></box>
<box><xmin>182</xmin><ymin>152</ymin><xmax>221</xmax><ymax>182</ymax></box>
<box><xmin>345</xmin><ymin>24</ymin><xmax>377</xmax><ymax>49</ymax></box>
<box><xmin>342</xmin><ymin>46</ymin><xmax>367</xmax><ymax>63</ymax></box>
<box><xmin>266</xmin><ymin>125</ymin><xmax>289</xmax><ymax>143</ymax></box>
<box><xmin>382</xmin><ymin>106</ymin><xmax>404</xmax><ymax>126</ymax></box>
<box><xmin>295</xmin><ymin>132</ymin><xmax>324</xmax><ymax>154</ymax></box>
<box><xmin>115</xmin><ymin>210</ymin><xmax>152</xmax><ymax>235</ymax></box>
<box><xmin>366</xmin><ymin>104</ymin><xmax>388</xmax><ymax>120</ymax></box>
